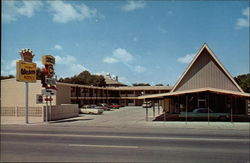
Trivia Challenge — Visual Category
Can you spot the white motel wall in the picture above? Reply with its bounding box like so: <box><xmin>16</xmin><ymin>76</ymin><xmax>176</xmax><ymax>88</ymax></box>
<box><xmin>1</xmin><ymin>78</ymin><xmax>78</xmax><ymax>121</ymax></box>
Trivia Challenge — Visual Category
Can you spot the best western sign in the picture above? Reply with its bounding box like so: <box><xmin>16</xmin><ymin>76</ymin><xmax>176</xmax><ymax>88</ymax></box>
<box><xmin>16</xmin><ymin>61</ymin><xmax>37</xmax><ymax>83</ymax></box>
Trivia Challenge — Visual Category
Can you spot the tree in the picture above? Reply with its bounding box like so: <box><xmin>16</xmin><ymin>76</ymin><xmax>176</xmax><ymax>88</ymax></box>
<box><xmin>234</xmin><ymin>73</ymin><xmax>250</xmax><ymax>93</ymax></box>
<box><xmin>1</xmin><ymin>75</ymin><xmax>15</xmax><ymax>80</ymax></box>
<box><xmin>57</xmin><ymin>70</ymin><xmax>106</xmax><ymax>87</ymax></box>
<box><xmin>36</xmin><ymin>67</ymin><xmax>44</xmax><ymax>80</ymax></box>
<box><xmin>132</xmin><ymin>83</ymin><xmax>151</xmax><ymax>86</ymax></box>
<box><xmin>155</xmin><ymin>84</ymin><xmax>164</xmax><ymax>86</ymax></box>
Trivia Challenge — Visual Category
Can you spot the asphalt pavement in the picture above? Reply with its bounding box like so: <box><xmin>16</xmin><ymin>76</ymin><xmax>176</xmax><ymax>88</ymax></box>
<box><xmin>1</xmin><ymin>125</ymin><xmax>249</xmax><ymax>162</ymax></box>
<box><xmin>1</xmin><ymin>106</ymin><xmax>250</xmax><ymax>162</ymax></box>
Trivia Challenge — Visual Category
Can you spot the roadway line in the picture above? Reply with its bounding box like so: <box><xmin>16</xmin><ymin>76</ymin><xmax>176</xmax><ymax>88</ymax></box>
<box><xmin>68</xmin><ymin>144</ymin><xmax>139</xmax><ymax>149</ymax></box>
<box><xmin>1</xmin><ymin>132</ymin><xmax>249</xmax><ymax>142</ymax></box>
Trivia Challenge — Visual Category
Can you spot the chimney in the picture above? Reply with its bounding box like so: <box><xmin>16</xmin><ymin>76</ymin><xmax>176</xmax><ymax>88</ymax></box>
<box><xmin>115</xmin><ymin>76</ymin><xmax>118</xmax><ymax>81</ymax></box>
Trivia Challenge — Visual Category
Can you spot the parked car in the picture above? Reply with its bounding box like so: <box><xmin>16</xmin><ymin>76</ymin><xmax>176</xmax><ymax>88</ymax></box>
<box><xmin>98</xmin><ymin>103</ymin><xmax>111</xmax><ymax>111</ymax></box>
<box><xmin>80</xmin><ymin>105</ymin><xmax>104</xmax><ymax>115</ymax></box>
<box><xmin>179</xmin><ymin>108</ymin><xmax>229</xmax><ymax>120</ymax></box>
<box><xmin>142</xmin><ymin>101</ymin><xmax>152</xmax><ymax>108</ymax></box>
<box><xmin>109</xmin><ymin>103</ymin><xmax>121</xmax><ymax>109</ymax></box>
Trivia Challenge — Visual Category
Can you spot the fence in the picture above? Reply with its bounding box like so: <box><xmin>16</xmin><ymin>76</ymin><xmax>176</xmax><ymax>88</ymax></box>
<box><xmin>1</xmin><ymin>104</ymin><xmax>79</xmax><ymax>122</ymax></box>
<box><xmin>1</xmin><ymin>107</ymin><xmax>43</xmax><ymax>117</ymax></box>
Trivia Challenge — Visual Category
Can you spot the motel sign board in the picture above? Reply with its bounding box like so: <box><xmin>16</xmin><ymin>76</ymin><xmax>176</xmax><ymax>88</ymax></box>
<box><xmin>16</xmin><ymin>61</ymin><xmax>37</xmax><ymax>83</ymax></box>
<box><xmin>16</xmin><ymin>48</ymin><xmax>37</xmax><ymax>83</ymax></box>
<box><xmin>42</xmin><ymin>55</ymin><xmax>55</xmax><ymax>65</ymax></box>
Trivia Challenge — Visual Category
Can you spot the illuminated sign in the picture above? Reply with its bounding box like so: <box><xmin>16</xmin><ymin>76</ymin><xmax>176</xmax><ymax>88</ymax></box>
<box><xmin>16</xmin><ymin>61</ymin><xmax>37</xmax><ymax>83</ymax></box>
<box><xmin>42</xmin><ymin>55</ymin><xmax>55</xmax><ymax>65</ymax></box>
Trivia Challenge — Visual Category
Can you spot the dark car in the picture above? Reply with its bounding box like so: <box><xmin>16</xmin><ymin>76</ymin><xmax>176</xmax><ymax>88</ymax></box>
<box><xmin>179</xmin><ymin>108</ymin><xmax>230</xmax><ymax>121</ymax></box>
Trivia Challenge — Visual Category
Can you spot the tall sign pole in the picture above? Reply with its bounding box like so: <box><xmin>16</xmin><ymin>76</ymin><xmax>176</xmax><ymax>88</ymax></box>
<box><xmin>25</xmin><ymin>82</ymin><xmax>28</xmax><ymax>124</ymax></box>
<box><xmin>41</xmin><ymin>55</ymin><xmax>56</xmax><ymax>122</ymax></box>
<box><xmin>16</xmin><ymin>48</ymin><xmax>37</xmax><ymax>124</ymax></box>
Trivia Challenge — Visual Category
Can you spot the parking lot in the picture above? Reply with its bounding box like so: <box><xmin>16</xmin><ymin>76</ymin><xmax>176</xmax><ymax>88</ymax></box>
<box><xmin>47</xmin><ymin>106</ymin><xmax>249</xmax><ymax>130</ymax></box>
<box><xmin>49</xmin><ymin>106</ymin><xmax>158</xmax><ymax>127</ymax></box>
<box><xmin>1</xmin><ymin>106</ymin><xmax>249</xmax><ymax>130</ymax></box>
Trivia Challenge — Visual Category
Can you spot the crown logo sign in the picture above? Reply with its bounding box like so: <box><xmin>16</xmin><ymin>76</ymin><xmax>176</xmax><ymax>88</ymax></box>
<box><xmin>19</xmin><ymin>48</ymin><xmax>35</xmax><ymax>63</ymax></box>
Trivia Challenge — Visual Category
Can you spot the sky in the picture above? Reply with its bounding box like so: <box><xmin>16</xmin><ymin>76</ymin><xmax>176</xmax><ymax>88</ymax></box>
<box><xmin>2</xmin><ymin>0</ymin><xmax>249</xmax><ymax>86</ymax></box>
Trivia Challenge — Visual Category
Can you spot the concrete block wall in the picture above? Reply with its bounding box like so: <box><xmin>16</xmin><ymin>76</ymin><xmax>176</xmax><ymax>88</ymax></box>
<box><xmin>44</xmin><ymin>104</ymin><xmax>79</xmax><ymax>121</ymax></box>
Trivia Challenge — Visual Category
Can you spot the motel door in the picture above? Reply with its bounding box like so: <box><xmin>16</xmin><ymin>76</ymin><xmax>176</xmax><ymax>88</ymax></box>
<box><xmin>197</xmin><ymin>93</ymin><xmax>207</xmax><ymax>108</ymax></box>
<box><xmin>198</xmin><ymin>99</ymin><xmax>207</xmax><ymax>108</ymax></box>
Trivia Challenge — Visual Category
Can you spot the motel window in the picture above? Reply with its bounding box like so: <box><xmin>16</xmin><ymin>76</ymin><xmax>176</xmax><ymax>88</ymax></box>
<box><xmin>128</xmin><ymin>99</ymin><xmax>134</xmax><ymax>103</ymax></box>
<box><xmin>71</xmin><ymin>87</ymin><xmax>76</xmax><ymax>96</ymax></box>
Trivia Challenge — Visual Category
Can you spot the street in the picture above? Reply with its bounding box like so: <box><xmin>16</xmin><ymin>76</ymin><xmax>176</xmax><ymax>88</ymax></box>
<box><xmin>1</xmin><ymin>125</ymin><xmax>249</xmax><ymax>162</ymax></box>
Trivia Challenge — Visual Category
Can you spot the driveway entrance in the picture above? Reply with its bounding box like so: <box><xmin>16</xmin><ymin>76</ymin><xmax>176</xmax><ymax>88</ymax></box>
<box><xmin>50</xmin><ymin>106</ymin><xmax>161</xmax><ymax>127</ymax></box>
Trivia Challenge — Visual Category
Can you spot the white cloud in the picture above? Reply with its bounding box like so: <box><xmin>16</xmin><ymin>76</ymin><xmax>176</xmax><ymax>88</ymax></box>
<box><xmin>70</xmin><ymin>63</ymin><xmax>88</xmax><ymax>74</ymax></box>
<box><xmin>54</xmin><ymin>55</ymin><xmax>88</xmax><ymax>77</ymax></box>
<box><xmin>133</xmin><ymin>37</ymin><xmax>138</xmax><ymax>42</ymax></box>
<box><xmin>47</xmin><ymin>1</ymin><xmax>97</xmax><ymax>23</ymax></box>
<box><xmin>94</xmin><ymin>71</ymin><xmax>107</xmax><ymax>76</ymax></box>
<box><xmin>134</xmin><ymin>65</ymin><xmax>146</xmax><ymax>73</ymax></box>
<box><xmin>242</xmin><ymin>7</ymin><xmax>250</xmax><ymax>17</ymax></box>
<box><xmin>102</xmin><ymin>48</ymin><xmax>146</xmax><ymax>74</ymax></box>
<box><xmin>2</xmin><ymin>1</ymin><xmax>43</xmax><ymax>23</ymax></box>
<box><xmin>177</xmin><ymin>53</ymin><xmax>195</xmax><ymax>64</ymax></box>
<box><xmin>1</xmin><ymin>59</ymin><xmax>18</xmax><ymax>76</ymax></box>
<box><xmin>103</xmin><ymin>48</ymin><xmax>134</xmax><ymax>64</ymax></box>
<box><xmin>236</xmin><ymin>18</ymin><xmax>249</xmax><ymax>27</ymax></box>
<box><xmin>34</xmin><ymin>60</ymin><xmax>43</xmax><ymax>68</ymax></box>
<box><xmin>122</xmin><ymin>1</ymin><xmax>145</xmax><ymax>11</ymax></box>
<box><xmin>113</xmin><ymin>48</ymin><xmax>134</xmax><ymax>63</ymax></box>
<box><xmin>53</xmin><ymin>44</ymin><xmax>63</xmax><ymax>50</ymax></box>
<box><xmin>103</xmin><ymin>57</ymin><xmax>119</xmax><ymax>63</ymax></box>
<box><xmin>55</xmin><ymin>55</ymin><xmax>76</xmax><ymax>64</ymax></box>
<box><xmin>17</xmin><ymin>1</ymin><xmax>43</xmax><ymax>17</ymax></box>
<box><xmin>236</xmin><ymin>7</ymin><xmax>249</xmax><ymax>29</ymax></box>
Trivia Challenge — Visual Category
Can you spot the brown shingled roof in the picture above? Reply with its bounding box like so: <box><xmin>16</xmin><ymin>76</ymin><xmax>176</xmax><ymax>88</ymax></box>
<box><xmin>105</xmin><ymin>77</ymin><xmax>126</xmax><ymax>86</ymax></box>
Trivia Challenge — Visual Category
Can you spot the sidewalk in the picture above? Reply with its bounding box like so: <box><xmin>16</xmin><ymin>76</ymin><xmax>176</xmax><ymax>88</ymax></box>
<box><xmin>141</xmin><ymin>121</ymin><xmax>250</xmax><ymax>130</ymax></box>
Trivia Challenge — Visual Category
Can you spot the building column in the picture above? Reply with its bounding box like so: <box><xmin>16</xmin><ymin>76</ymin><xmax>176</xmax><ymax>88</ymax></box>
<box><xmin>185</xmin><ymin>95</ymin><xmax>188</xmax><ymax>124</ymax></box>
<box><xmin>158</xmin><ymin>100</ymin><xmax>160</xmax><ymax>115</ymax></box>
<box><xmin>153</xmin><ymin>100</ymin><xmax>155</xmax><ymax>117</ymax></box>
<box><xmin>146</xmin><ymin>101</ymin><xmax>148</xmax><ymax>121</ymax></box>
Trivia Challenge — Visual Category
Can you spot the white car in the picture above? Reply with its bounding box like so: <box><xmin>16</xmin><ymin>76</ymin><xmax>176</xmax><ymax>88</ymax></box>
<box><xmin>80</xmin><ymin>105</ymin><xmax>104</xmax><ymax>115</ymax></box>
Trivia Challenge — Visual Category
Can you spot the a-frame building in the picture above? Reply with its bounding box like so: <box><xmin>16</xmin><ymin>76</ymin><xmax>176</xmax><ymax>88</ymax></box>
<box><xmin>171</xmin><ymin>44</ymin><xmax>244</xmax><ymax>93</ymax></box>
<box><xmin>139</xmin><ymin>44</ymin><xmax>249</xmax><ymax>119</ymax></box>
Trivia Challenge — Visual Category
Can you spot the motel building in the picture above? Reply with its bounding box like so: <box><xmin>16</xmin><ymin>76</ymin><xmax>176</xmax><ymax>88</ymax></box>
<box><xmin>1</xmin><ymin>44</ymin><xmax>249</xmax><ymax>122</ymax></box>
<box><xmin>139</xmin><ymin>44</ymin><xmax>250</xmax><ymax>120</ymax></box>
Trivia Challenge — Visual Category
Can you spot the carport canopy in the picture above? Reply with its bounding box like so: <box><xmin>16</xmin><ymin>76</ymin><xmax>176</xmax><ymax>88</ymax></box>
<box><xmin>138</xmin><ymin>87</ymin><xmax>250</xmax><ymax>99</ymax></box>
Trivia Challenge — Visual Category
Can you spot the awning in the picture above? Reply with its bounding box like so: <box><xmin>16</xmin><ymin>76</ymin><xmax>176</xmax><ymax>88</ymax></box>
<box><xmin>138</xmin><ymin>87</ymin><xmax>250</xmax><ymax>99</ymax></box>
